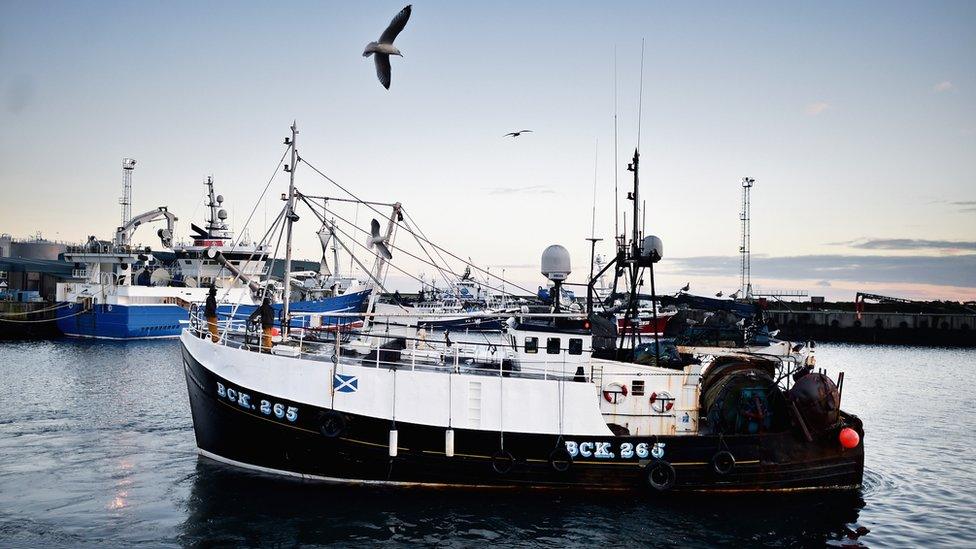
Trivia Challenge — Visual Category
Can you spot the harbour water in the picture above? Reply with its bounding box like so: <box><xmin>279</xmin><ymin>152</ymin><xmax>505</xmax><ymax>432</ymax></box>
<box><xmin>1</xmin><ymin>340</ymin><xmax>973</xmax><ymax>547</ymax></box>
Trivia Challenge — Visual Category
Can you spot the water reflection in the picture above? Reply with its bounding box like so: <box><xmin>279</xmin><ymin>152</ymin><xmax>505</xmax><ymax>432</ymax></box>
<box><xmin>179</xmin><ymin>459</ymin><xmax>866</xmax><ymax>547</ymax></box>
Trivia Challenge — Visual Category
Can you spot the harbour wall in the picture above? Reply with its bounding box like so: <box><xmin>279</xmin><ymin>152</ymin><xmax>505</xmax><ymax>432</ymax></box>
<box><xmin>766</xmin><ymin>309</ymin><xmax>975</xmax><ymax>347</ymax></box>
<box><xmin>0</xmin><ymin>302</ymin><xmax>62</xmax><ymax>339</ymax></box>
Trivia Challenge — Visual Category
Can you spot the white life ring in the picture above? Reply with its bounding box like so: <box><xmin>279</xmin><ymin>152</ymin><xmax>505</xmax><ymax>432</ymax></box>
<box><xmin>649</xmin><ymin>391</ymin><xmax>674</xmax><ymax>413</ymax></box>
<box><xmin>603</xmin><ymin>383</ymin><xmax>628</xmax><ymax>404</ymax></box>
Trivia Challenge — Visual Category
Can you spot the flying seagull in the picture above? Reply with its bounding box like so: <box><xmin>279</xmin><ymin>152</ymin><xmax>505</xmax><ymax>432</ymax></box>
<box><xmin>504</xmin><ymin>130</ymin><xmax>533</xmax><ymax>138</ymax></box>
<box><xmin>363</xmin><ymin>5</ymin><xmax>412</xmax><ymax>89</ymax></box>
<box><xmin>679</xmin><ymin>283</ymin><xmax>690</xmax><ymax>293</ymax></box>
<box><xmin>715</xmin><ymin>291</ymin><xmax>723</xmax><ymax>298</ymax></box>
<box><xmin>369</xmin><ymin>219</ymin><xmax>393</xmax><ymax>260</ymax></box>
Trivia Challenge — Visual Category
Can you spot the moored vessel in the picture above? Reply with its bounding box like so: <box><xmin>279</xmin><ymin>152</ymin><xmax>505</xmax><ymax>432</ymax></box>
<box><xmin>181</xmin><ymin>125</ymin><xmax>865</xmax><ymax>492</ymax></box>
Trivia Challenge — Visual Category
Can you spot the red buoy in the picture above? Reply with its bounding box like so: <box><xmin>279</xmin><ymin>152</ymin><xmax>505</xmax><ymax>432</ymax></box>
<box><xmin>839</xmin><ymin>427</ymin><xmax>860</xmax><ymax>449</ymax></box>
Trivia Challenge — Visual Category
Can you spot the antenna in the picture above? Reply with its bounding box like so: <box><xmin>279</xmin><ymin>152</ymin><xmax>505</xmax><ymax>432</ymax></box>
<box><xmin>120</xmin><ymin>158</ymin><xmax>136</xmax><ymax>227</ymax></box>
<box><xmin>739</xmin><ymin>177</ymin><xmax>755</xmax><ymax>299</ymax></box>
<box><xmin>636</xmin><ymin>38</ymin><xmax>645</xmax><ymax>151</ymax></box>
<box><xmin>612</xmin><ymin>45</ymin><xmax>619</xmax><ymax>239</ymax></box>
<box><xmin>590</xmin><ymin>139</ymin><xmax>599</xmax><ymax>239</ymax></box>
<box><xmin>586</xmin><ymin>139</ymin><xmax>603</xmax><ymax>314</ymax></box>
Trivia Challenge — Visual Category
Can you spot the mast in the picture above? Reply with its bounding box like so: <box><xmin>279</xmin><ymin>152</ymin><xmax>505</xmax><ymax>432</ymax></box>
<box><xmin>281</xmin><ymin>122</ymin><xmax>299</xmax><ymax>336</ymax></box>
<box><xmin>624</xmin><ymin>148</ymin><xmax>641</xmax><ymax>353</ymax></box>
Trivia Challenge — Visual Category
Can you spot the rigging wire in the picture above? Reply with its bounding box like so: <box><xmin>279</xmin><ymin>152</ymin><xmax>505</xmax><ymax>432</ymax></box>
<box><xmin>298</xmin><ymin>157</ymin><xmax>536</xmax><ymax>296</ymax></box>
<box><xmin>305</xmin><ymin>196</ymin><xmax>529</xmax><ymax>300</ymax></box>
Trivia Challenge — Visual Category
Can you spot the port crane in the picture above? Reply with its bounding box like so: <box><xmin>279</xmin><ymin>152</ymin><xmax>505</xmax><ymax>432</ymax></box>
<box><xmin>113</xmin><ymin>206</ymin><xmax>178</xmax><ymax>248</ymax></box>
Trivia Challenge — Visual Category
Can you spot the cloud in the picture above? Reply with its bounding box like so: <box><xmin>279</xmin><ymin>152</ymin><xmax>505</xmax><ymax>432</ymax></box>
<box><xmin>835</xmin><ymin>238</ymin><xmax>976</xmax><ymax>252</ymax></box>
<box><xmin>486</xmin><ymin>184</ymin><xmax>555</xmax><ymax>195</ymax></box>
<box><xmin>933</xmin><ymin>80</ymin><xmax>954</xmax><ymax>92</ymax></box>
<box><xmin>805</xmin><ymin>102</ymin><xmax>830</xmax><ymax>116</ymax></box>
<box><xmin>665</xmin><ymin>254</ymin><xmax>976</xmax><ymax>289</ymax></box>
<box><xmin>949</xmin><ymin>200</ymin><xmax>976</xmax><ymax>213</ymax></box>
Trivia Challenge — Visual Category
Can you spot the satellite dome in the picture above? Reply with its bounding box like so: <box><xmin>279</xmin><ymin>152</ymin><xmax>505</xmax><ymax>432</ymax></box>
<box><xmin>150</xmin><ymin>269</ymin><xmax>172</xmax><ymax>287</ymax></box>
<box><xmin>541</xmin><ymin>245</ymin><xmax>571</xmax><ymax>281</ymax></box>
<box><xmin>641</xmin><ymin>235</ymin><xmax>664</xmax><ymax>263</ymax></box>
<box><xmin>218</xmin><ymin>209</ymin><xmax>228</xmax><ymax>220</ymax></box>
<box><xmin>216</xmin><ymin>194</ymin><xmax>224</xmax><ymax>204</ymax></box>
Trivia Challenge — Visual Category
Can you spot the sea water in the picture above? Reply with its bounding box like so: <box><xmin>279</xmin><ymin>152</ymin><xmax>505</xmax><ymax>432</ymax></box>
<box><xmin>0</xmin><ymin>340</ymin><xmax>973</xmax><ymax>547</ymax></box>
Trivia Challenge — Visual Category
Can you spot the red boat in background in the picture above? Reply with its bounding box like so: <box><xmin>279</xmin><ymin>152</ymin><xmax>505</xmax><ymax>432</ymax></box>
<box><xmin>617</xmin><ymin>308</ymin><xmax>675</xmax><ymax>335</ymax></box>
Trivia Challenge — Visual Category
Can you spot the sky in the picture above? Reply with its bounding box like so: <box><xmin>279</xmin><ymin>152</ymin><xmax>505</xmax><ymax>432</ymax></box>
<box><xmin>1</xmin><ymin>1</ymin><xmax>974</xmax><ymax>301</ymax></box>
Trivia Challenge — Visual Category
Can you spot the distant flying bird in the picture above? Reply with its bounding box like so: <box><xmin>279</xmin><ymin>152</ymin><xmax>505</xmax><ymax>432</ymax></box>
<box><xmin>679</xmin><ymin>283</ymin><xmax>690</xmax><ymax>293</ymax></box>
<box><xmin>504</xmin><ymin>130</ymin><xmax>533</xmax><ymax>138</ymax></box>
<box><xmin>715</xmin><ymin>291</ymin><xmax>723</xmax><ymax>298</ymax></box>
<box><xmin>363</xmin><ymin>5</ymin><xmax>412</xmax><ymax>89</ymax></box>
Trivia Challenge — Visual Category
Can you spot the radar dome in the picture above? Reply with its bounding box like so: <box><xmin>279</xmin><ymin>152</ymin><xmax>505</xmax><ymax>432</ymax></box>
<box><xmin>541</xmin><ymin>245</ymin><xmax>571</xmax><ymax>281</ymax></box>
<box><xmin>218</xmin><ymin>209</ymin><xmax>228</xmax><ymax>220</ymax></box>
<box><xmin>150</xmin><ymin>269</ymin><xmax>172</xmax><ymax>287</ymax></box>
<box><xmin>216</xmin><ymin>195</ymin><xmax>224</xmax><ymax>204</ymax></box>
<box><xmin>641</xmin><ymin>235</ymin><xmax>664</xmax><ymax>263</ymax></box>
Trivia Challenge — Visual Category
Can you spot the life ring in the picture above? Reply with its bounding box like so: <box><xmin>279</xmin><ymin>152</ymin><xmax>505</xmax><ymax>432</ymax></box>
<box><xmin>318</xmin><ymin>410</ymin><xmax>346</xmax><ymax>438</ymax></box>
<box><xmin>649</xmin><ymin>391</ymin><xmax>674</xmax><ymax>413</ymax></box>
<box><xmin>645</xmin><ymin>460</ymin><xmax>676</xmax><ymax>491</ymax></box>
<box><xmin>491</xmin><ymin>450</ymin><xmax>515</xmax><ymax>474</ymax></box>
<box><xmin>548</xmin><ymin>447</ymin><xmax>572</xmax><ymax>473</ymax></box>
<box><xmin>603</xmin><ymin>383</ymin><xmax>628</xmax><ymax>404</ymax></box>
<box><xmin>712</xmin><ymin>450</ymin><xmax>735</xmax><ymax>475</ymax></box>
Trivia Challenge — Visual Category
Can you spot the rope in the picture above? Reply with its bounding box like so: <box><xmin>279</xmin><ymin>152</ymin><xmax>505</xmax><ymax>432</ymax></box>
<box><xmin>306</xmin><ymin>197</ymin><xmax>522</xmax><ymax>300</ymax></box>
<box><xmin>0</xmin><ymin>308</ymin><xmax>90</xmax><ymax>323</ymax></box>
<box><xmin>299</xmin><ymin>157</ymin><xmax>536</xmax><ymax>295</ymax></box>
<box><xmin>0</xmin><ymin>302</ymin><xmax>69</xmax><ymax>316</ymax></box>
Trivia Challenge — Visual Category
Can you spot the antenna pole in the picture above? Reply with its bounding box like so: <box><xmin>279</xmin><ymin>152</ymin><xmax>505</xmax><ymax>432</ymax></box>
<box><xmin>739</xmin><ymin>177</ymin><xmax>755</xmax><ymax>299</ymax></box>
<box><xmin>636</xmin><ymin>38</ymin><xmax>645</xmax><ymax>150</ymax></box>
<box><xmin>613</xmin><ymin>45</ymin><xmax>619</xmax><ymax>240</ymax></box>
<box><xmin>281</xmin><ymin>122</ymin><xmax>299</xmax><ymax>337</ymax></box>
<box><xmin>590</xmin><ymin>138</ymin><xmax>599</xmax><ymax>239</ymax></box>
<box><xmin>120</xmin><ymin>158</ymin><xmax>136</xmax><ymax>228</ymax></box>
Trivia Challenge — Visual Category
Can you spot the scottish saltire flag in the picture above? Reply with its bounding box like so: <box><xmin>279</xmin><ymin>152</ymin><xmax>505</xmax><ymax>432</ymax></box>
<box><xmin>333</xmin><ymin>373</ymin><xmax>359</xmax><ymax>393</ymax></box>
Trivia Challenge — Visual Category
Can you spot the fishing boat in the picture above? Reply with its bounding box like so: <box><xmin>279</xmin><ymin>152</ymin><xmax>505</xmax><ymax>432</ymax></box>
<box><xmin>56</xmin><ymin>174</ymin><xmax>370</xmax><ymax>339</ymax></box>
<box><xmin>383</xmin><ymin>267</ymin><xmax>519</xmax><ymax>332</ymax></box>
<box><xmin>181</xmin><ymin>126</ymin><xmax>864</xmax><ymax>492</ymax></box>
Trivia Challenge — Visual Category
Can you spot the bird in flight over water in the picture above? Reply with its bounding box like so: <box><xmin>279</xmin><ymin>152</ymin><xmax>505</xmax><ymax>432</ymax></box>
<box><xmin>504</xmin><ymin>130</ymin><xmax>533</xmax><ymax>138</ymax></box>
<box><xmin>363</xmin><ymin>5</ymin><xmax>411</xmax><ymax>89</ymax></box>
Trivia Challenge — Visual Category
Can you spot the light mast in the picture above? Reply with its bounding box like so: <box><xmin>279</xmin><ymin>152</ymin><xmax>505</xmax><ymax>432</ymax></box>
<box><xmin>281</xmin><ymin>122</ymin><xmax>299</xmax><ymax>337</ymax></box>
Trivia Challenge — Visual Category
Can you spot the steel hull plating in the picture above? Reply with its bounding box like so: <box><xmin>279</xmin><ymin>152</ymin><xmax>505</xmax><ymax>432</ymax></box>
<box><xmin>181</xmin><ymin>340</ymin><xmax>864</xmax><ymax>492</ymax></box>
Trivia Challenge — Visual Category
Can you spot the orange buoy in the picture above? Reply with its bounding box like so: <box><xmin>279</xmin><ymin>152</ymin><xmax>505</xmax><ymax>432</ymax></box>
<box><xmin>839</xmin><ymin>427</ymin><xmax>860</xmax><ymax>449</ymax></box>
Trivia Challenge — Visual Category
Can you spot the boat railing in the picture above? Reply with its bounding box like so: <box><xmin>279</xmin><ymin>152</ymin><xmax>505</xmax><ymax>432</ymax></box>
<box><xmin>185</xmin><ymin>308</ymin><xmax>776</xmax><ymax>384</ymax></box>
<box><xmin>187</xmin><ymin>308</ymin><xmax>620</xmax><ymax>381</ymax></box>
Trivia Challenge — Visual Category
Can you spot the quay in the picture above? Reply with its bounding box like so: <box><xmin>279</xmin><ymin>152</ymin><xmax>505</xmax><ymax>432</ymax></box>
<box><xmin>766</xmin><ymin>300</ymin><xmax>975</xmax><ymax>347</ymax></box>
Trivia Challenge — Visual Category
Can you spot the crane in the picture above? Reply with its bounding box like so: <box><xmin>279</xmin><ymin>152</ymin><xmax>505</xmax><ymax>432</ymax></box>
<box><xmin>854</xmin><ymin>291</ymin><xmax>915</xmax><ymax>320</ymax></box>
<box><xmin>114</xmin><ymin>206</ymin><xmax>179</xmax><ymax>248</ymax></box>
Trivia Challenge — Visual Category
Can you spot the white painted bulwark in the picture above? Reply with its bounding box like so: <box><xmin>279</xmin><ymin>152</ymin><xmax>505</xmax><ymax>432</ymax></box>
<box><xmin>182</xmin><ymin>331</ymin><xmax>614</xmax><ymax>436</ymax></box>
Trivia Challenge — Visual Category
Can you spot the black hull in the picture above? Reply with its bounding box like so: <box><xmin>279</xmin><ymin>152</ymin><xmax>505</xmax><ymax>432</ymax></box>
<box><xmin>182</xmin><ymin>343</ymin><xmax>864</xmax><ymax>492</ymax></box>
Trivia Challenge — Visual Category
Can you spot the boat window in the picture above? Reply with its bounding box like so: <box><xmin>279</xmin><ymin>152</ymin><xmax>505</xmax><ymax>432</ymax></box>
<box><xmin>546</xmin><ymin>337</ymin><xmax>560</xmax><ymax>354</ymax></box>
<box><xmin>568</xmin><ymin>338</ymin><xmax>583</xmax><ymax>355</ymax></box>
<box><xmin>524</xmin><ymin>337</ymin><xmax>538</xmax><ymax>354</ymax></box>
<box><xmin>631</xmin><ymin>379</ymin><xmax>645</xmax><ymax>396</ymax></box>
